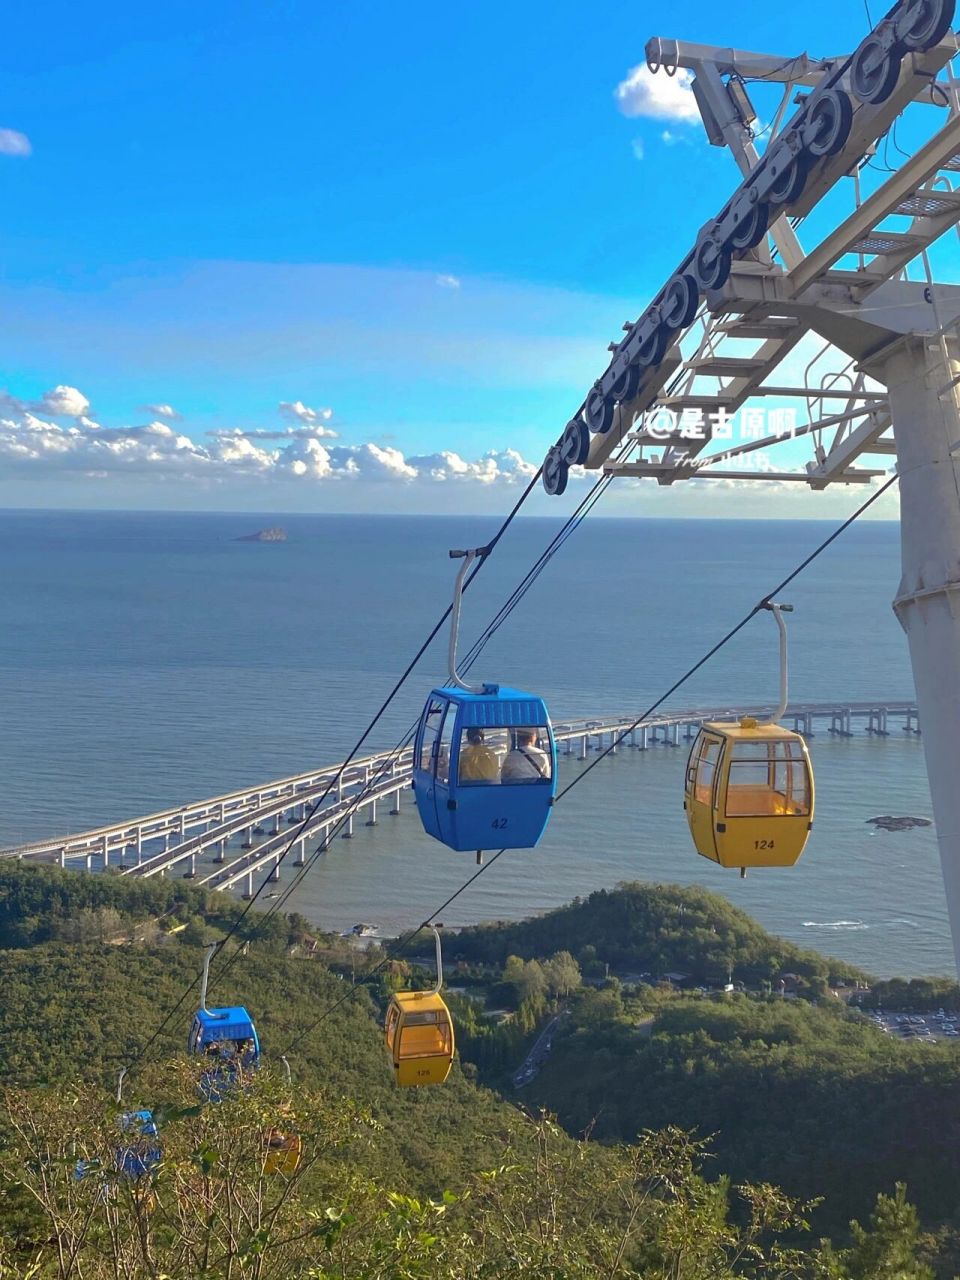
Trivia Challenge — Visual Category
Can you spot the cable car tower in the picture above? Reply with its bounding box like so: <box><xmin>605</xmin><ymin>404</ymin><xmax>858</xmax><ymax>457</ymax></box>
<box><xmin>539</xmin><ymin>0</ymin><xmax>960</xmax><ymax>974</ymax></box>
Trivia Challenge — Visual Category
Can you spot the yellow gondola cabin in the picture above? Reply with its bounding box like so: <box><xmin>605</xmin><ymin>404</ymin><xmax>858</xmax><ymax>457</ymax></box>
<box><xmin>684</xmin><ymin>717</ymin><xmax>814</xmax><ymax>872</ymax></box>
<box><xmin>263</xmin><ymin>1127</ymin><xmax>302</xmax><ymax>1176</ymax></box>
<box><xmin>385</xmin><ymin>990</ymin><xmax>455</xmax><ymax>1087</ymax></box>
<box><xmin>385</xmin><ymin>925</ymin><xmax>455</xmax><ymax>1087</ymax></box>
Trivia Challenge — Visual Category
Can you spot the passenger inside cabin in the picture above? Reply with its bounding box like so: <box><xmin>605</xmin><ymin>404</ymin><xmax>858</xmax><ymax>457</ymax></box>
<box><xmin>501</xmin><ymin>728</ymin><xmax>550</xmax><ymax>782</ymax></box>
<box><xmin>457</xmin><ymin>727</ymin><xmax>500</xmax><ymax>783</ymax></box>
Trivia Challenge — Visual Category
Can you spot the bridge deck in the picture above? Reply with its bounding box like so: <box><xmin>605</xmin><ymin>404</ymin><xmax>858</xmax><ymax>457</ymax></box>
<box><xmin>0</xmin><ymin>701</ymin><xmax>919</xmax><ymax>892</ymax></box>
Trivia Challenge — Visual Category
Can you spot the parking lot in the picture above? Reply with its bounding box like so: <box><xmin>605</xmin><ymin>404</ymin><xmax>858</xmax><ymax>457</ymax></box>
<box><xmin>866</xmin><ymin>1010</ymin><xmax>960</xmax><ymax>1043</ymax></box>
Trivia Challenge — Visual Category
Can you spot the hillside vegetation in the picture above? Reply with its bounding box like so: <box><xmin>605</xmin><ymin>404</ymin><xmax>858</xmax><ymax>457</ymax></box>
<box><xmin>0</xmin><ymin>863</ymin><xmax>955</xmax><ymax>1277</ymax></box>
<box><xmin>446</xmin><ymin>881</ymin><xmax>870</xmax><ymax>989</ymax></box>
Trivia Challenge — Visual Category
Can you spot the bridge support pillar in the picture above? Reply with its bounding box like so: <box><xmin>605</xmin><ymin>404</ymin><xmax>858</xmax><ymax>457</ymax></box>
<box><xmin>212</xmin><ymin>841</ymin><xmax>225</xmax><ymax>864</ymax></box>
<box><xmin>293</xmin><ymin>839</ymin><xmax>307</xmax><ymax>867</ymax></box>
<box><xmin>183</xmin><ymin>853</ymin><xmax>196</xmax><ymax>879</ymax></box>
<box><xmin>578</xmin><ymin>736</ymin><xmax>587</xmax><ymax>760</ymax></box>
<box><xmin>163</xmin><ymin>831</ymin><xmax>171</xmax><ymax>852</ymax></box>
<box><xmin>241</xmin><ymin>828</ymin><xmax>253</xmax><ymax>849</ymax></box>
<box><xmin>878</xmin><ymin>335</ymin><xmax>960</xmax><ymax>976</ymax></box>
<box><xmin>365</xmin><ymin>797</ymin><xmax>378</xmax><ymax>827</ymax></box>
<box><xmin>58</xmin><ymin>848</ymin><xmax>66</xmax><ymax>868</ymax></box>
<box><xmin>85</xmin><ymin>852</ymin><xmax>93</xmax><ymax>872</ymax></box>
<box><xmin>639</xmin><ymin>726</ymin><xmax>649</xmax><ymax>750</ymax></box>
<box><xmin>269</xmin><ymin>856</ymin><xmax>280</xmax><ymax>882</ymax></box>
<box><xmin>390</xmin><ymin>788</ymin><xmax>401</xmax><ymax>815</ymax></box>
<box><xmin>242</xmin><ymin>871</ymin><xmax>254</xmax><ymax>899</ymax></box>
<box><xmin>102</xmin><ymin>835</ymin><xmax>109</xmax><ymax>868</ymax></box>
<box><xmin>269</xmin><ymin>816</ymin><xmax>280</xmax><ymax>835</ymax></box>
<box><xmin>342</xmin><ymin>814</ymin><xmax>354</xmax><ymax>839</ymax></box>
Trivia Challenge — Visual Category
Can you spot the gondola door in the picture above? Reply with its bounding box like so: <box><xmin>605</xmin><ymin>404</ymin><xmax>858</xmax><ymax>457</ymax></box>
<box><xmin>686</xmin><ymin>732</ymin><xmax>722</xmax><ymax>865</ymax></box>
<box><xmin>414</xmin><ymin>695</ymin><xmax>449</xmax><ymax>843</ymax></box>
<box><xmin>431</xmin><ymin>700</ymin><xmax>457</xmax><ymax>836</ymax></box>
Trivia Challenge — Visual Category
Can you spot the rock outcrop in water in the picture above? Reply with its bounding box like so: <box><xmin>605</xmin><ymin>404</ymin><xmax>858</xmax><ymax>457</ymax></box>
<box><xmin>235</xmin><ymin>527</ymin><xmax>287</xmax><ymax>543</ymax></box>
<box><xmin>866</xmin><ymin>815</ymin><xmax>932</xmax><ymax>832</ymax></box>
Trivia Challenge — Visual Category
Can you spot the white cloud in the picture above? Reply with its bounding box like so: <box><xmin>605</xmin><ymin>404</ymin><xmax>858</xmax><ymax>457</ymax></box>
<box><xmin>407</xmin><ymin>447</ymin><xmax>537</xmax><ymax>485</ymax></box>
<box><xmin>631</xmin><ymin>138</ymin><xmax>645</xmax><ymax>161</ymax></box>
<box><xmin>143</xmin><ymin>403</ymin><xmax>180</xmax><ymax>419</ymax></box>
<box><xmin>35</xmin><ymin>385</ymin><xmax>91</xmax><ymax>418</ymax></box>
<box><xmin>0</xmin><ymin>128</ymin><xmax>31</xmax><ymax>157</ymax></box>
<box><xmin>278</xmin><ymin>400</ymin><xmax>336</xmax><ymax>435</ymax></box>
<box><xmin>0</xmin><ymin>394</ymin><xmax>539</xmax><ymax>489</ymax></box>
<box><xmin>614</xmin><ymin>65</ymin><xmax>699</xmax><ymax>123</ymax></box>
<box><xmin>209</xmin><ymin>426</ymin><xmax>340</xmax><ymax>442</ymax></box>
<box><xmin>436</xmin><ymin>274</ymin><xmax>461</xmax><ymax>290</ymax></box>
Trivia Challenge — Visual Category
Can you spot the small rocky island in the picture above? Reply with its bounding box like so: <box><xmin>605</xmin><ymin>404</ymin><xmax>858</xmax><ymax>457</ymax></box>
<box><xmin>235</xmin><ymin>527</ymin><xmax>287</xmax><ymax>543</ymax></box>
<box><xmin>866</xmin><ymin>815</ymin><xmax>933</xmax><ymax>832</ymax></box>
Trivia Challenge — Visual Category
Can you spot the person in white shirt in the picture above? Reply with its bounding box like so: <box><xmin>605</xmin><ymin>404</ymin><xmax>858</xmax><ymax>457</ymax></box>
<box><xmin>501</xmin><ymin>728</ymin><xmax>550</xmax><ymax>783</ymax></box>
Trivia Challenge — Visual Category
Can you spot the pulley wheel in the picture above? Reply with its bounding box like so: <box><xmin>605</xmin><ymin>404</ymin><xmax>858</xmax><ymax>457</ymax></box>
<box><xmin>584</xmin><ymin>383</ymin><xmax>614</xmax><ymax>435</ymax></box>
<box><xmin>804</xmin><ymin>88</ymin><xmax>854</xmax><ymax>158</ymax></box>
<box><xmin>898</xmin><ymin>0</ymin><xmax>955</xmax><ymax>50</ymax></box>
<box><xmin>635</xmin><ymin>323</ymin><xmax>669</xmax><ymax>367</ymax></box>
<box><xmin>662</xmin><ymin>273</ymin><xmax>699</xmax><ymax>331</ymax></box>
<box><xmin>542</xmin><ymin>445</ymin><xmax>569</xmax><ymax>496</ymax></box>
<box><xmin>766</xmin><ymin>153</ymin><xmax>808</xmax><ymax>206</ymax></box>
<box><xmin>693</xmin><ymin>235</ymin><xmax>732</xmax><ymax>292</ymax></box>
<box><xmin>730</xmin><ymin>203</ymin><xmax>769</xmax><ymax>251</ymax></box>
<box><xmin>559</xmin><ymin>417</ymin><xmax>591</xmax><ymax>467</ymax></box>
<box><xmin>851</xmin><ymin>36</ymin><xmax>902</xmax><ymax>104</ymax></box>
<box><xmin>608</xmin><ymin>360</ymin><xmax>642</xmax><ymax>403</ymax></box>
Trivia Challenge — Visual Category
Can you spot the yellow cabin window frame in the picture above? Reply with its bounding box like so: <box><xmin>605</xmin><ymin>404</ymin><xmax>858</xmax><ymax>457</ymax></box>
<box><xmin>724</xmin><ymin>741</ymin><xmax>811</xmax><ymax>819</ymax></box>
<box><xmin>396</xmin><ymin>1010</ymin><xmax>453</xmax><ymax>1060</ymax></box>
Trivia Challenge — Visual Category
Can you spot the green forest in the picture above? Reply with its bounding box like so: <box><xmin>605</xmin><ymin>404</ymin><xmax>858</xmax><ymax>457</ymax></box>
<box><xmin>0</xmin><ymin>862</ymin><xmax>957</xmax><ymax>1277</ymax></box>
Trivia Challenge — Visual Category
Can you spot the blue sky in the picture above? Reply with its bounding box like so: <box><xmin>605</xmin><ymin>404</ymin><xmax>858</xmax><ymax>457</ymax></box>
<box><xmin>0</xmin><ymin>1</ymin><xmax>907</xmax><ymax>515</ymax></box>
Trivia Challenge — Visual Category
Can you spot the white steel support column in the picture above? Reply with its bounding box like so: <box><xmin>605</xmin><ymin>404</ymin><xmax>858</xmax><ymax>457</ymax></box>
<box><xmin>882</xmin><ymin>336</ymin><xmax>960</xmax><ymax>976</ymax></box>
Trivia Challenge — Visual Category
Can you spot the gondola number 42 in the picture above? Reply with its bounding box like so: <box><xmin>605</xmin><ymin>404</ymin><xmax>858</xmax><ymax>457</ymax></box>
<box><xmin>491</xmin><ymin>818</ymin><xmax>508</xmax><ymax>830</ymax></box>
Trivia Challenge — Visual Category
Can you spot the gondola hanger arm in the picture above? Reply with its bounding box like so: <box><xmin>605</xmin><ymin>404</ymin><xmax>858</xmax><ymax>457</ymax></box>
<box><xmin>447</xmin><ymin>547</ymin><xmax>491</xmax><ymax>694</ymax></box>
<box><xmin>759</xmin><ymin>600</ymin><xmax>793</xmax><ymax>723</ymax></box>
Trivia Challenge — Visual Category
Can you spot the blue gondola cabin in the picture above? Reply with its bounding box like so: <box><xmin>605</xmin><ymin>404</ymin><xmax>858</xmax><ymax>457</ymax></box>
<box><xmin>413</xmin><ymin>685</ymin><xmax>557</xmax><ymax>852</ymax></box>
<box><xmin>116</xmin><ymin>1111</ymin><xmax>162</xmax><ymax>1181</ymax></box>
<box><xmin>189</xmin><ymin>1006</ymin><xmax>260</xmax><ymax>1099</ymax></box>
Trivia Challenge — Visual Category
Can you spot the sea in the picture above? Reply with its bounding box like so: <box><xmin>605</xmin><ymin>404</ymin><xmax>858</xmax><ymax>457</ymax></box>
<box><xmin>0</xmin><ymin>508</ymin><xmax>952</xmax><ymax>980</ymax></box>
